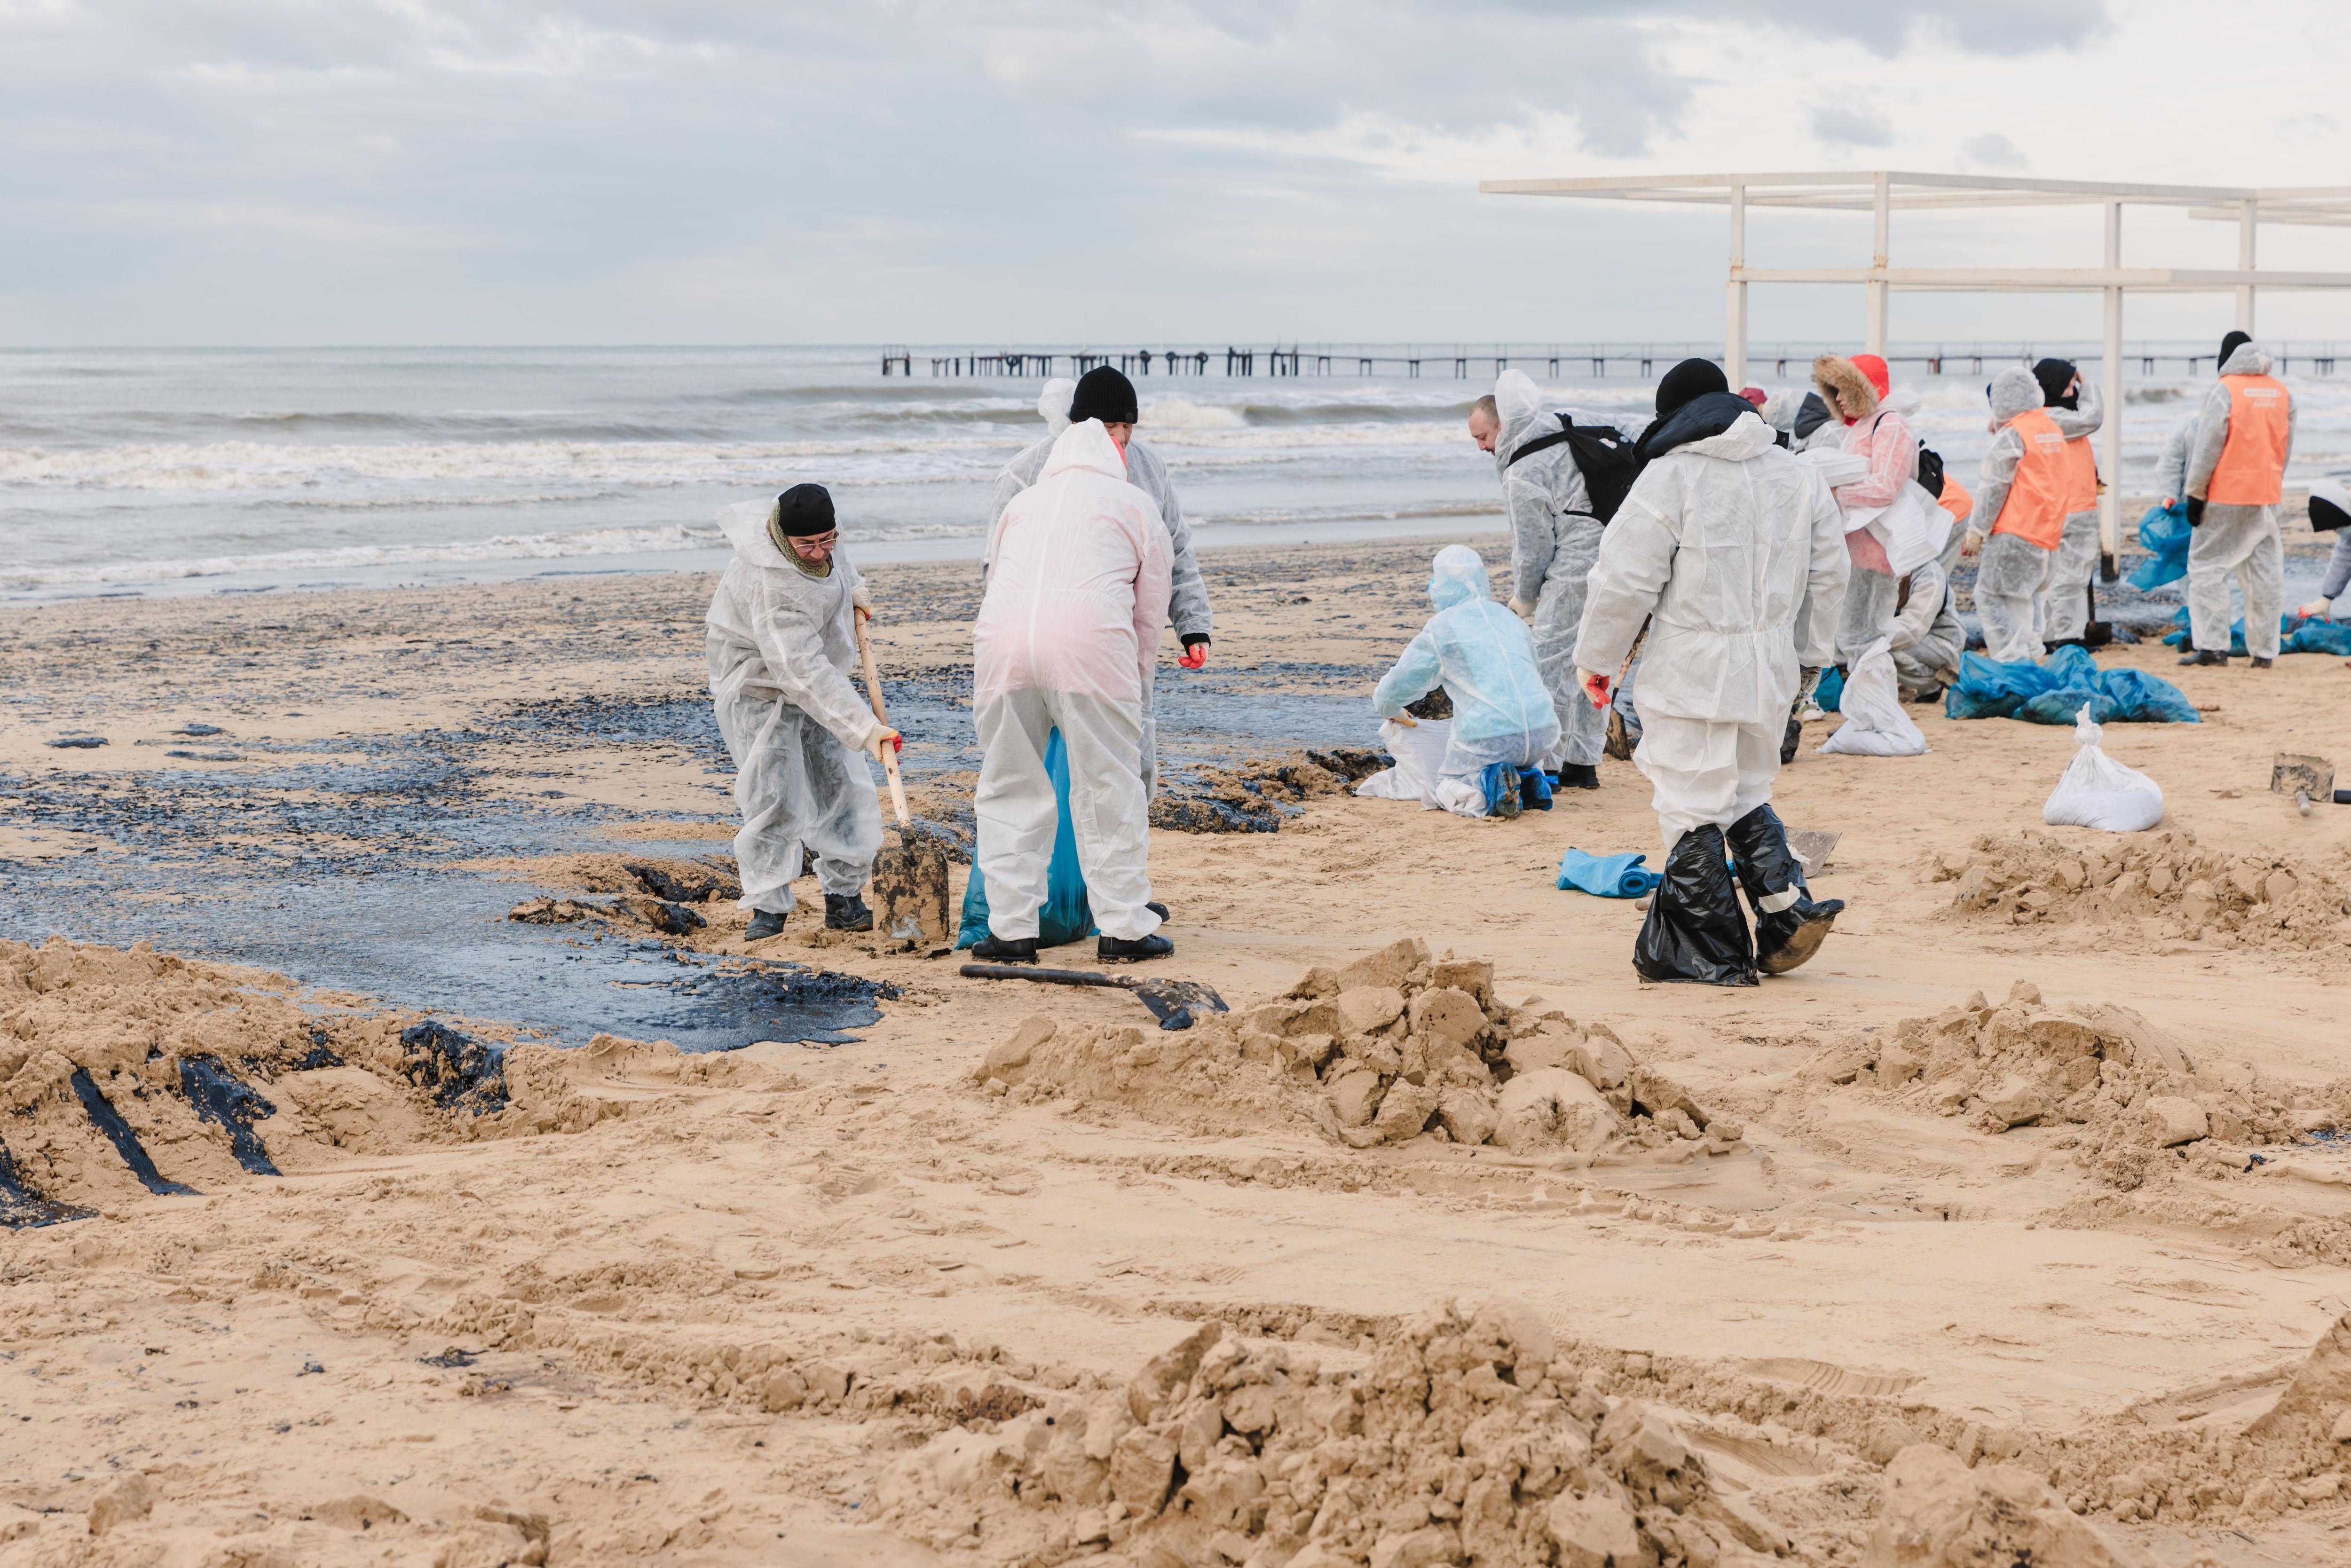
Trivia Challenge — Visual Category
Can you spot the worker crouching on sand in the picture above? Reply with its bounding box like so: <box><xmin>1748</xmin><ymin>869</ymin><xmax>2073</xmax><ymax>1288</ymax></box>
<box><xmin>706</xmin><ymin>484</ymin><xmax>899</xmax><ymax>940</ymax></box>
<box><xmin>970</xmin><ymin>418</ymin><xmax>1174</xmax><ymax>965</ymax></box>
<box><xmin>1373</xmin><ymin>545</ymin><xmax>1561</xmax><ymax>820</ymax></box>
<box><xmin>2182</xmin><ymin>331</ymin><xmax>2296</xmax><ymax>669</ymax></box>
<box><xmin>1573</xmin><ymin>359</ymin><xmax>1848</xmax><ymax>986</ymax></box>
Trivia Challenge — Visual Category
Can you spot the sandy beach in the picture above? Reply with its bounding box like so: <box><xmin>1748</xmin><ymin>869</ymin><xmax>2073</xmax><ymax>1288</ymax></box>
<box><xmin>5</xmin><ymin>536</ymin><xmax>2351</xmax><ymax>1568</ymax></box>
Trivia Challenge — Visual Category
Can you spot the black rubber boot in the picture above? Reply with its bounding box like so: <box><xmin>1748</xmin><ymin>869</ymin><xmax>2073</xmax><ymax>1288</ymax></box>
<box><xmin>2178</xmin><ymin>650</ymin><xmax>2226</xmax><ymax>667</ymax></box>
<box><xmin>1779</xmin><ymin>704</ymin><xmax>1803</xmax><ymax>765</ymax></box>
<box><xmin>970</xmin><ymin>932</ymin><xmax>1038</xmax><ymax>963</ymax></box>
<box><xmin>745</xmin><ymin>909</ymin><xmax>787</xmax><ymax>941</ymax></box>
<box><xmin>1725</xmin><ymin>804</ymin><xmax>1845</xmax><ymax>976</ymax></box>
<box><xmin>1555</xmin><ymin>762</ymin><xmax>1600</xmax><ymax>790</ymax></box>
<box><xmin>2250</xmin><ymin>656</ymin><xmax>2274</xmax><ymax>669</ymax></box>
<box><xmin>1146</xmin><ymin>901</ymin><xmax>1170</xmax><ymax>921</ymax></box>
<box><xmin>1632</xmin><ymin>826</ymin><xmax>1757</xmax><ymax>986</ymax></box>
<box><xmin>824</xmin><ymin>893</ymin><xmax>874</xmax><ymax>931</ymax></box>
<box><xmin>1099</xmin><ymin>932</ymin><xmax>1174</xmax><ymax>962</ymax></box>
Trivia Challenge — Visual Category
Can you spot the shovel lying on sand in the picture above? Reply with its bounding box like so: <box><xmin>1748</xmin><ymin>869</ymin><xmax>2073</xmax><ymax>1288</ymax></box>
<box><xmin>2271</xmin><ymin>752</ymin><xmax>2337</xmax><ymax>817</ymax></box>
<box><xmin>958</xmin><ymin>963</ymin><xmax>1230</xmax><ymax>1032</ymax></box>
<box><xmin>854</xmin><ymin>611</ymin><xmax>953</xmax><ymax>944</ymax></box>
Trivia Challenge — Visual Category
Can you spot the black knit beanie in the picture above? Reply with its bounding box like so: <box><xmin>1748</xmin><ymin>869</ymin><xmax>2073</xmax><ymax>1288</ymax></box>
<box><xmin>1068</xmin><ymin>366</ymin><xmax>1139</xmax><ymax>425</ymax></box>
<box><xmin>774</xmin><ymin>483</ymin><xmax>836</xmax><ymax>536</ymax></box>
<box><xmin>2218</xmin><ymin>330</ymin><xmax>2252</xmax><ymax>367</ymax></box>
<box><xmin>1655</xmin><ymin>357</ymin><xmax>1730</xmax><ymax>417</ymax></box>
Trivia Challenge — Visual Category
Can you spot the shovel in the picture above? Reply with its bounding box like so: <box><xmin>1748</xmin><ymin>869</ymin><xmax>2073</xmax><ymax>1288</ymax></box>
<box><xmin>854</xmin><ymin>611</ymin><xmax>953</xmax><ymax>944</ymax></box>
<box><xmin>958</xmin><ymin>963</ymin><xmax>1230</xmax><ymax>1032</ymax></box>
<box><xmin>2272</xmin><ymin>752</ymin><xmax>2336</xmax><ymax>817</ymax></box>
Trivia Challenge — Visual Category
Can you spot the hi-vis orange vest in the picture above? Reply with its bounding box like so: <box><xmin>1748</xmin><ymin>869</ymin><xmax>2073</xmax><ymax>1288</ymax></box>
<box><xmin>2209</xmin><ymin>374</ymin><xmax>2290</xmax><ymax>504</ymax></box>
<box><xmin>1990</xmin><ymin>408</ymin><xmax>2071</xmax><ymax>551</ymax></box>
<box><xmin>1937</xmin><ymin>473</ymin><xmax>1974</xmax><ymax>530</ymax></box>
<box><xmin>2057</xmin><ymin>430</ymin><xmax>2099</xmax><ymax>514</ymax></box>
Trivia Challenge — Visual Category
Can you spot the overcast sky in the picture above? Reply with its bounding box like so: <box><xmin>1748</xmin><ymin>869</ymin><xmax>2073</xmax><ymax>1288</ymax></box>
<box><xmin>4</xmin><ymin>0</ymin><xmax>2349</xmax><ymax>346</ymax></box>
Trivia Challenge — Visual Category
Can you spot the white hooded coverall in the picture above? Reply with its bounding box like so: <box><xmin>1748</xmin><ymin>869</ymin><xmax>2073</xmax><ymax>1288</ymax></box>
<box><xmin>2038</xmin><ymin>370</ymin><xmax>2106</xmax><ymax>644</ymax></box>
<box><xmin>705</xmin><ymin>503</ymin><xmax>886</xmax><ymax>916</ymax></box>
<box><xmin>1492</xmin><ymin>370</ymin><xmax>1615</xmax><ymax>773</ymax></box>
<box><xmin>974</xmin><ymin>420</ymin><xmax>1174</xmax><ymax>944</ymax></box>
<box><xmin>2184</xmin><ymin>341</ymin><xmax>2296</xmax><ymax>662</ymax></box>
<box><xmin>1971</xmin><ymin>369</ymin><xmax>2061</xmax><ymax>664</ymax></box>
<box><xmin>989</xmin><ymin>382</ymin><xmax>1212</xmax><ymax>796</ymax></box>
<box><xmin>1572</xmin><ymin>410</ymin><xmax>1847</xmax><ymax>853</ymax></box>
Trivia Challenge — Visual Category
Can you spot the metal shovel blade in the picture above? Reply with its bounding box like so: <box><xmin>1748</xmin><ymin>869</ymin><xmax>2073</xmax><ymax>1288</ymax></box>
<box><xmin>1786</xmin><ymin>828</ymin><xmax>1840</xmax><ymax>880</ymax></box>
<box><xmin>957</xmin><ymin>963</ymin><xmax>1229</xmax><ymax>1032</ymax></box>
<box><xmin>872</xmin><ymin>823</ymin><xmax>953</xmax><ymax>944</ymax></box>
<box><xmin>2272</xmin><ymin>753</ymin><xmax>2335</xmax><ymax>817</ymax></box>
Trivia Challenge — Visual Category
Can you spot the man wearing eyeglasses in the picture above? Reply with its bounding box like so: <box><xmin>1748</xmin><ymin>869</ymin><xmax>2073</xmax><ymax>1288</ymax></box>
<box><xmin>707</xmin><ymin>483</ymin><xmax>903</xmax><ymax>940</ymax></box>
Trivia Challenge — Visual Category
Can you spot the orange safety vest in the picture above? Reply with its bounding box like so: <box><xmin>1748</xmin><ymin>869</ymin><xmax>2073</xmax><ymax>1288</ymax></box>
<box><xmin>1989</xmin><ymin>408</ymin><xmax>2071</xmax><ymax>551</ymax></box>
<box><xmin>2209</xmin><ymin>374</ymin><xmax>2290</xmax><ymax>504</ymax></box>
<box><xmin>1937</xmin><ymin>473</ymin><xmax>1975</xmax><ymax>531</ymax></box>
<box><xmin>2057</xmin><ymin>431</ymin><xmax>2099</xmax><ymax>514</ymax></box>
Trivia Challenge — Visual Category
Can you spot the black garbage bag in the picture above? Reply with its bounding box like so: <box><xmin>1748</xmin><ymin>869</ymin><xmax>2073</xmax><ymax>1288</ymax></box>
<box><xmin>1725</xmin><ymin>804</ymin><xmax>1844</xmax><ymax>975</ymax></box>
<box><xmin>1633</xmin><ymin>825</ymin><xmax>1757</xmax><ymax>986</ymax></box>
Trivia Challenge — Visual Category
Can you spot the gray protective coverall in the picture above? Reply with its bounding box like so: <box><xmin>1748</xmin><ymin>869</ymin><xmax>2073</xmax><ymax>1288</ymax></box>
<box><xmin>1492</xmin><ymin>377</ymin><xmax>1614</xmax><ymax>772</ymax></box>
<box><xmin>2184</xmin><ymin>341</ymin><xmax>2296</xmax><ymax>662</ymax></box>
<box><xmin>991</xmin><ymin>433</ymin><xmax>1210</xmax><ymax>794</ymax></box>
<box><xmin>2039</xmin><ymin>370</ymin><xmax>2107</xmax><ymax>644</ymax></box>
<box><xmin>1970</xmin><ymin>369</ymin><xmax>2059</xmax><ymax>664</ymax></box>
<box><xmin>705</xmin><ymin>503</ymin><xmax>885</xmax><ymax>917</ymax></box>
<box><xmin>1889</xmin><ymin>531</ymin><xmax>1967</xmax><ymax>699</ymax></box>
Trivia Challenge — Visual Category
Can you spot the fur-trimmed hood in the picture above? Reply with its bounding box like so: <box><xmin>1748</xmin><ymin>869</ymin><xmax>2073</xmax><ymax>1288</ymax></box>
<box><xmin>1812</xmin><ymin>355</ymin><xmax>1878</xmax><ymax>423</ymax></box>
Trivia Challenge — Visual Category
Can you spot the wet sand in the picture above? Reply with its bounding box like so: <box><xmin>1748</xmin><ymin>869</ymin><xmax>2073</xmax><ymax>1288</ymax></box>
<box><xmin>5</xmin><ymin>536</ymin><xmax>2351</xmax><ymax>1566</ymax></box>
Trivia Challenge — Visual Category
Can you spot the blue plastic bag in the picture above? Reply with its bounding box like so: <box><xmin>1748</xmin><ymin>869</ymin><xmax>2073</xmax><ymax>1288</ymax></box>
<box><xmin>2160</xmin><ymin>607</ymin><xmax>2248</xmax><ymax>657</ymax></box>
<box><xmin>1944</xmin><ymin>648</ymin><xmax>2198</xmax><ymax>725</ymax></box>
<box><xmin>2283</xmin><ymin>615</ymin><xmax>2351</xmax><ymax>655</ymax></box>
<box><xmin>1557</xmin><ymin>848</ymin><xmax>1661</xmax><ymax>898</ymax></box>
<box><xmin>956</xmin><ymin>728</ymin><xmax>1096</xmax><ymax>949</ymax></box>
<box><xmin>1479</xmin><ymin>763</ymin><xmax>1553</xmax><ymax>813</ymax></box>
<box><xmin>1942</xmin><ymin>651</ymin><xmax>2043</xmax><ymax>719</ymax></box>
<box><xmin>1814</xmin><ymin>665</ymin><xmax>1845</xmax><ymax>714</ymax></box>
<box><xmin>2126</xmin><ymin>502</ymin><xmax>2192</xmax><ymax>592</ymax></box>
<box><xmin>2099</xmin><ymin>668</ymin><xmax>2201</xmax><ymax>723</ymax></box>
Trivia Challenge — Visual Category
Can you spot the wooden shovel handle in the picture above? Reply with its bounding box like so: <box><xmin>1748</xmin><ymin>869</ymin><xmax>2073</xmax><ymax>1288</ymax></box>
<box><xmin>852</xmin><ymin>608</ymin><xmax>911</xmax><ymax>828</ymax></box>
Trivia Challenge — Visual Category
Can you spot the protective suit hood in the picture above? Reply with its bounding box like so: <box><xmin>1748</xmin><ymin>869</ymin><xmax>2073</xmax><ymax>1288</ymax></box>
<box><xmin>1428</xmin><ymin>544</ymin><xmax>1492</xmax><ymax>610</ymax></box>
<box><xmin>1493</xmin><ymin>369</ymin><xmax>1549</xmax><ymax>458</ymax></box>
<box><xmin>1987</xmin><ymin>367</ymin><xmax>2045</xmax><ymax>426</ymax></box>
<box><xmin>1041</xmin><ymin>418</ymin><xmax>1132</xmax><ymax>485</ymax></box>
<box><xmin>1037</xmin><ymin>377</ymin><xmax>1076</xmax><ymax>438</ymax></box>
<box><xmin>2220</xmin><ymin>340</ymin><xmax>2272</xmax><ymax>377</ymax></box>
<box><xmin>718</xmin><ymin>497</ymin><xmax>797</xmax><ymax>572</ymax></box>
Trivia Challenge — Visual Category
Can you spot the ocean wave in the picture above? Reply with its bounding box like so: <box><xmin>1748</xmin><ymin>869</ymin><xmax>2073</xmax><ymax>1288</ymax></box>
<box><xmin>0</xmin><ymin>523</ymin><xmax>730</xmax><ymax>588</ymax></box>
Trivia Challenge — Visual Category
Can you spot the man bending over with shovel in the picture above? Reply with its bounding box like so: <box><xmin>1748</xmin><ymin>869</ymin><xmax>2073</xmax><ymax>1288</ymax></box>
<box><xmin>707</xmin><ymin>483</ymin><xmax>902</xmax><ymax>940</ymax></box>
<box><xmin>970</xmin><ymin>417</ymin><xmax>1174</xmax><ymax>964</ymax></box>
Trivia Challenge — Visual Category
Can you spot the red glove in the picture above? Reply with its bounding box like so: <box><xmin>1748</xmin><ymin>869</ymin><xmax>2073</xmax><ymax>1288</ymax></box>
<box><xmin>1178</xmin><ymin>640</ymin><xmax>1209</xmax><ymax>670</ymax></box>
<box><xmin>1579</xmin><ymin>670</ymin><xmax>1612</xmax><ymax>709</ymax></box>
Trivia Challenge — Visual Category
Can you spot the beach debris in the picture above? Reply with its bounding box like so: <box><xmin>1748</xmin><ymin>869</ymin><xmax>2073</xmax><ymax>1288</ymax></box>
<box><xmin>398</xmin><ymin>1021</ymin><xmax>509</xmax><ymax>1117</ymax></box>
<box><xmin>508</xmin><ymin>894</ymin><xmax>707</xmax><ymax>936</ymax></box>
<box><xmin>177</xmin><ymin>722</ymin><xmax>226</xmax><ymax>736</ymax></box>
<box><xmin>176</xmin><ymin>1055</ymin><xmax>280</xmax><ymax>1175</ymax></box>
<box><xmin>622</xmin><ymin>859</ymin><xmax>731</xmax><ymax>903</ymax></box>
<box><xmin>45</xmin><ymin>735</ymin><xmax>106</xmax><ymax>749</ymax></box>
<box><xmin>2272</xmin><ymin>751</ymin><xmax>2335</xmax><ymax>816</ymax></box>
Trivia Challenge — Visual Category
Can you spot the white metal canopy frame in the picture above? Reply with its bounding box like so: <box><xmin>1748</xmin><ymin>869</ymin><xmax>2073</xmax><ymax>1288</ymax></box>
<box><xmin>1478</xmin><ymin>170</ymin><xmax>2351</xmax><ymax>564</ymax></box>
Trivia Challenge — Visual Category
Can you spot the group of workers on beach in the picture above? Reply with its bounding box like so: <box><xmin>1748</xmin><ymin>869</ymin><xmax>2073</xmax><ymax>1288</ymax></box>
<box><xmin>704</xmin><ymin>333</ymin><xmax>2303</xmax><ymax>987</ymax></box>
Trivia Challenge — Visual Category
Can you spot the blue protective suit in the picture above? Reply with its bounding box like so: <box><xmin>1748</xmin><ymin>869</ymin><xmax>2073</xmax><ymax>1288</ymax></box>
<box><xmin>1374</xmin><ymin>546</ymin><xmax>1561</xmax><ymax>813</ymax></box>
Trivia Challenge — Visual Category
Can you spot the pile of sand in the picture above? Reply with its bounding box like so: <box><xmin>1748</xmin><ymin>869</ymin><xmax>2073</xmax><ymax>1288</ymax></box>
<box><xmin>0</xmin><ymin>938</ymin><xmax>748</xmax><ymax>1214</ymax></box>
<box><xmin>876</xmin><ymin>1297</ymin><xmax>1798</xmax><ymax>1568</ymax></box>
<box><xmin>1931</xmin><ymin>828</ymin><xmax>2351</xmax><ymax>950</ymax></box>
<box><xmin>975</xmin><ymin>939</ymin><xmax>1731</xmax><ymax>1158</ymax></box>
<box><xmin>1789</xmin><ymin>980</ymin><xmax>2335</xmax><ymax>1183</ymax></box>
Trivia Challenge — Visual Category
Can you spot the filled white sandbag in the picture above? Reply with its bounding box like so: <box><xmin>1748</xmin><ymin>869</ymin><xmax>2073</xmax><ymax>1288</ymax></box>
<box><xmin>2043</xmin><ymin>706</ymin><xmax>2164</xmax><ymax>832</ymax></box>
<box><xmin>1355</xmin><ymin>717</ymin><xmax>1454</xmax><ymax>810</ymax></box>
<box><xmin>1818</xmin><ymin>639</ymin><xmax>1928</xmax><ymax>757</ymax></box>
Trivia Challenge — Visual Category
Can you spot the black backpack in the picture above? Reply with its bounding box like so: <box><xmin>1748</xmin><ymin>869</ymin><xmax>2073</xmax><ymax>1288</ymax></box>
<box><xmin>1504</xmin><ymin>414</ymin><xmax>1643</xmax><ymax>523</ymax></box>
<box><xmin>1915</xmin><ymin>445</ymin><xmax>1947</xmax><ymax>500</ymax></box>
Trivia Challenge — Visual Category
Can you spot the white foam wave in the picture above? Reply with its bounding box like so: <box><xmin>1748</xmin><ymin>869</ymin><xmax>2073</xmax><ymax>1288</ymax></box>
<box><xmin>0</xmin><ymin>522</ymin><xmax>730</xmax><ymax>588</ymax></box>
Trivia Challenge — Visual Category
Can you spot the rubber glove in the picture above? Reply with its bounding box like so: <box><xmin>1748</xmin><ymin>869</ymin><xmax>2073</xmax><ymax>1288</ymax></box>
<box><xmin>1178</xmin><ymin>637</ymin><xmax>1209</xmax><ymax>670</ymax></box>
<box><xmin>2298</xmin><ymin>597</ymin><xmax>2335</xmax><ymax>621</ymax></box>
<box><xmin>1577</xmin><ymin>668</ymin><xmax>1612</xmax><ymax>708</ymax></box>
<box><xmin>873</xmin><ymin>726</ymin><xmax>903</xmax><ymax>756</ymax></box>
<box><xmin>2185</xmin><ymin>496</ymin><xmax>2207</xmax><ymax>527</ymax></box>
<box><xmin>852</xmin><ymin>585</ymin><xmax>873</xmax><ymax>618</ymax></box>
<box><xmin>1508</xmin><ymin>597</ymin><xmax>1536</xmax><ymax>620</ymax></box>
<box><xmin>1961</xmin><ymin>529</ymin><xmax>1984</xmax><ymax>558</ymax></box>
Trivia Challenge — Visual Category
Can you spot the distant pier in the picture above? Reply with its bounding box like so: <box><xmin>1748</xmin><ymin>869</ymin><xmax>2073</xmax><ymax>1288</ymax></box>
<box><xmin>880</xmin><ymin>342</ymin><xmax>2342</xmax><ymax>379</ymax></box>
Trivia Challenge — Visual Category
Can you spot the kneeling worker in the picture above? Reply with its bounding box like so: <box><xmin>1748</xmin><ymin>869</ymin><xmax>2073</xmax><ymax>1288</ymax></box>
<box><xmin>1373</xmin><ymin>545</ymin><xmax>1560</xmax><ymax>819</ymax></box>
<box><xmin>707</xmin><ymin>484</ymin><xmax>899</xmax><ymax>940</ymax></box>
<box><xmin>1574</xmin><ymin>360</ymin><xmax>1847</xmax><ymax>986</ymax></box>
<box><xmin>971</xmin><ymin>417</ymin><xmax>1174</xmax><ymax>963</ymax></box>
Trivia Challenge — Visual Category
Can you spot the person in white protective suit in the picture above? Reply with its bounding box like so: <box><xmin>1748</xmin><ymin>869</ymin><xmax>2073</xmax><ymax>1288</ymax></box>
<box><xmin>1965</xmin><ymin>368</ymin><xmax>2073</xmax><ymax>664</ymax></box>
<box><xmin>1573</xmin><ymin>359</ymin><xmax>1848</xmax><ymax>986</ymax></box>
<box><xmin>1810</xmin><ymin>354</ymin><xmax>1917</xmax><ymax>670</ymax></box>
<box><xmin>2181</xmin><ymin>331</ymin><xmax>2296</xmax><ymax>668</ymax></box>
<box><xmin>706</xmin><ymin>484</ymin><xmax>899</xmax><ymax>940</ymax></box>
<box><xmin>970</xmin><ymin>418</ymin><xmax>1175</xmax><ymax>965</ymax></box>
<box><xmin>1466</xmin><ymin>370</ymin><xmax>1617</xmax><ymax>789</ymax></box>
<box><xmin>1887</xmin><ymin>527</ymin><xmax>1969</xmax><ymax>703</ymax></box>
<box><xmin>1371</xmin><ymin>545</ymin><xmax>1562</xmax><ymax>819</ymax></box>
<box><xmin>2027</xmin><ymin>358</ymin><xmax>2108</xmax><ymax>646</ymax></box>
<box><xmin>987</xmin><ymin>367</ymin><xmax>1211</xmax><ymax>796</ymax></box>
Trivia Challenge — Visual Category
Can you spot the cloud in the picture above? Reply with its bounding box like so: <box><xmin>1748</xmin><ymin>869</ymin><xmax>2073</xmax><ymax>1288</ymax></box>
<box><xmin>1810</xmin><ymin>103</ymin><xmax>1893</xmax><ymax>149</ymax></box>
<box><xmin>1960</xmin><ymin>132</ymin><xmax>2028</xmax><ymax>170</ymax></box>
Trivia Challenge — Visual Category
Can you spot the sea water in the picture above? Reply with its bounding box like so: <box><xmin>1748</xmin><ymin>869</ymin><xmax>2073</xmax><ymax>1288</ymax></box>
<box><xmin>3</xmin><ymin>344</ymin><xmax>2345</xmax><ymax>600</ymax></box>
